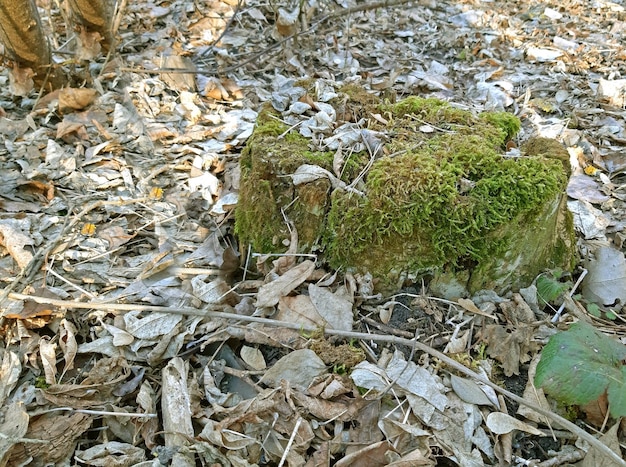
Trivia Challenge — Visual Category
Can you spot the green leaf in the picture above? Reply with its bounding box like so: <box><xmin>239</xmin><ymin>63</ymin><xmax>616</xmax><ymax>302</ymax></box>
<box><xmin>535</xmin><ymin>322</ymin><xmax>626</xmax><ymax>418</ymax></box>
<box><xmin>608</xmin><ymin>367</ymin><xmax>626</xmax><ymax>417</ymax></box>
<box><xmin>586</xmin><ymin>302</ymin><xmax>601</xmax><ymax>318</ymax></box>
<box><xmin>536</xmin><ymin>273</ymin><xmax>569</xmax><ymax>304</ymax></box>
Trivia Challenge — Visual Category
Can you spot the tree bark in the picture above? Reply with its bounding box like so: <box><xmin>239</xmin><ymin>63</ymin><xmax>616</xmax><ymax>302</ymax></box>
<box><xmin>0</xmin><ymin>0</ymin><xmax>64</xmax><ymax>91</ymax></box>
<box><xmin>67</xmin><ymin>0</ymin><xmax>114</xmax><ymax>54</ymax></box>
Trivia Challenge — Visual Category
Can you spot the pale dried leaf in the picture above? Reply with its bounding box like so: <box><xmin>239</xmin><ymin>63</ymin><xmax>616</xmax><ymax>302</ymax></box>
<box><xmin>240</xmin><ymin>345</ymin><xmax>266</xmax><ymax>370</ymax></box>
<box><xmin>308</xmin><ymin>284</ymin><xmax>353</xmax><ymax>331</ymax></box>
<box><xmin>276</xmin><ymin>294</ymin><xmax>326</xmax><ymax>328</ymax></box>
<box><xmin>517</xmin><ymin>355</ymin><xmax>555</xmax><ymax>426</ymax></box>
<box><xmin>449</xmin><ymin>374</ymin><xmax>496</xmax><ymax>407</ymax></box>
<box><xmin>256</xmin><ymin>260</ymin><xmax>315</xmax><ymax>308</ymax></box>
<box><xmin>161</xmin><ymin>358</ymin><xmax>194</xmax><ymax>465</ymax></box>
<box><xmin>75</xmin><ymin>441</ymin><xmax>146</xmax><ymax>465</ymax></box>
<box><xmin>0</xmin><ymin>222</ymin><xmax>34</xmax><ymax>269</ymax></box>
<box><xmin>124</xmin><ymin>311</ymin><xmax>183</xmax><ymax>339</ymax></box>
<box><xmin>6</xmin><ymin>413</ymin><xmax>92</xmax><ymax>465</ymax></box>
<box><xmin>100</xmin><ymin>321</ymin><xmax>134</xmax><ymax>347</ymax></box>
<box><xmin>0</xmin><ymin>402</ymin><xmax>29</xmax><ymax>463</ymax></box>
<box><xmin>191</xmin><ymin>276</ymin><xmax>231</xmax><ymax>304</ymax></box>
<box><xmin>388</xmin><ymin>447</ymin><xmax>435</xmax><ymax>466</ymax></box>
<box><xmin>486</xmin><ymin>412</ymin><xmax>543</xmax><ymax>436</ymax></box>
<box><xmin>581</xmin><ymin>422</ymin><xmax>622</xmax><ymax>467</ymax></box>
<box><xmin>583</xmin><ymin>246</ymin><xmax>626</xmax><ymax>305</ymax></box>
<box><xmin>386</xmin><ymin>351</ymin><xmax>448</xmax><ymax>412</ymax></box>
<box><xmin>0</xmin><ymin>351</ymin><xmax>21</xmax><ymax>407</ymax></box>
<box><xmin>260</xmin><ymin>349</ymin><xmax>327</xmax><ymax>390</ymax></box>
<box><xmin>39</xmin><ymin>337</ymin><xmax>57</xmax><ymax>385</ymax></box>
<box><xmin>59</xmin><ymin>319</ymin><xmax>78</xmax><ymax>375</ymax></box>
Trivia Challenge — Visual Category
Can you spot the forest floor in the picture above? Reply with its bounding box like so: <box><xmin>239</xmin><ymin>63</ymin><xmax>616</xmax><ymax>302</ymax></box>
<box><xmin>1</xmin><ymin>0</ymin><xmax>626</xmax><ymax>465</ymax></box>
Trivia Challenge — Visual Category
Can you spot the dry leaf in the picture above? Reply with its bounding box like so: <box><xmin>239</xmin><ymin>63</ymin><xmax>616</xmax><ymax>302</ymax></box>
<box><xmin>260</xmin><ymin>349</ymin><xmax>327</xmax><ymax>390</ymax></box>
<box><xmin>7</xmin><ymin>412</ymin><xmax>92</xmax><ymax>465</ymax></box>
<box><xmin>0</xmin><ymin>221</ymin><xmax>35</xmax><ymax>269</ymax></box>
<box><xmin>0</xmin><ymin>402</ymin><xmax>29</xmax><ymax>464</ymax></box>
<box><xmin>486</xmin><ymin>412</ymin><xmax>544</xmax><ymax>435</ymax></box>
<box><xmin>256</xmin><ymin>260</ymin><xmax>315</xmax><ymax>308</ymax></box>
<box><xmin>161</xmin><ymin>358</ymin><xmax>194</xmax><ymax>465</ymax></box>
<box><xmin>39</xmin><ymin>336</ymin><xmax>58</xmax><ymax>385</ymax></box>
<box><xmin>308</xmin><ymin>284</ymin><xmax>354</xmax><ymax>331</ymax></box>
<box><xmin>59</xmin><ymin>319</ymin><xmax>78</xmax><ymax>376</ymax></box>
<box><xmin>0</xmin><ymin>351</ymin><xmax>21</xmax><ymax>406</ymax></box>
<box><xmin>449</xmin><ymin>374</ymin><xmax>496</xmax><ymax>407</ymax></box>
<box><xmin>240</xmin><ymin>345</ymin><xmax>266</xmax><ymax>370</ymax></box>
<box><xmin>58</xmin><ymin>88</ymin><xmax>98</xmax><ymax>114</ymax></box>
<box><xmin>581</xmin><ymin>422</ymin><xmax>622</xmax><ymax>467</ymax></box>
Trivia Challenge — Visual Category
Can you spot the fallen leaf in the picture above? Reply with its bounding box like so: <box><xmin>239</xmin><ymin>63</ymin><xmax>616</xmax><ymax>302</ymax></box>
<box><xmin>260</xmin><ymin>349</ymin><xmax>327</xmax><ymax>390</ymax></box>
<box><xmin>583</xmin><ymin>246</ymin><xmax>626</xmax><ymax>305</ymax></box>
<box><xmin>450</xmin><ymin>374</ymin><xmax>496</xmax><ymax>407</ymax></box>
<box><xmin>256</xmin><ymin>260</ymin><xmax>315</xmax><ymax>308</ymax></box>
<box><xmin>581</xmin><ymin>422</ymin><xmax>622</xmax><ymax>466</ymax></box>
<box><xmin>486</xmin><ymin>412</ymin><xmax>544</xmax><ymax>435</ymax></box>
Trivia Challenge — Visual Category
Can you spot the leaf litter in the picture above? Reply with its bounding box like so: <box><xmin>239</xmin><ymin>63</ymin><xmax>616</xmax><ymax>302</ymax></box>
<box><xmin>1</xmin><ymin>0</ymin><xmax>626</xmax><ymax>465</ymax></box>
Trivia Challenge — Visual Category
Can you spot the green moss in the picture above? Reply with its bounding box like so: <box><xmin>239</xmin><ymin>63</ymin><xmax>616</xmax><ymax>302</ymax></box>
<box><xmin>479</xmin><ymin>111</ymin><xmax>522</xmax><ymax>141</ymax></box>
<box><xmin>236</xmin><ymin>85</ymin><xmax>575</xmax><ymax>292</ymax></box>
<box><xmin>386</xmin><ymin>97</ymin><xmax>473</xmax><ymax>126</ymax></box>
<box><xmin>324</xmin><ymin>132</ymin><xmax>566</xmax><ymax>284</ymax></box>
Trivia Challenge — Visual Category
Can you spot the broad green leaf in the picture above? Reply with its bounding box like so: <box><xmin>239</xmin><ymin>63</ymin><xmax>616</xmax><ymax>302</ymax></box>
<box><xmin>607</xmin><ymin>366</ymin><xmax>626</xmax><ymax>418</ymax></box>
<box><xmin>535</xmin><ymin>322</ymin><xmax>626</xmax><ymax>418</ymax></box>
<box><xmin>536</xmin><ymin>273</ymin><xmax>569</xmax><ymax>304</ymax></box>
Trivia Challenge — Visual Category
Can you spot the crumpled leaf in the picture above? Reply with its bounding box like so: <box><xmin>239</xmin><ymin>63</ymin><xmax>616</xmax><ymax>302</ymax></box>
<box><xmin>40</xmin><ymin>337</ymin><xmax>58</xmax><ymax>385</ymax></box>
<box><xmin>75</xmin><ymin>441</ymin><xmax>146</xmax><ymax>466</ymax></box>
<box><xmin>161</xmin><ymin>358</ymin><xmax>194</xmax><ymax>466</ymax></box>
<box><xmin>260</xmin><ymin>349</ymin><xmax>327</xmax><ymax>390</ymax></box>
<box><xmin>0</xmin><ymin>351</ymin><xmax>21</xmax><ymax>407</ymax></box>
<box><xmin>58</xmin><ymin>88</ymin><xmax>98</xmax><ymax>114</ymax></box>
<box><xmin>0</xmin><ymin>221</ymin><xmax>34</xmax><ymax>269</ymax></box>
<box><xmin>59</xmin><ymin>319</ymin><xmax>78</xmax><ymax>376</ymax></box>
<box><xmin>483</xmin><ymin>323</ymin><xmax>537</xmax><ymax>376</ymax></box>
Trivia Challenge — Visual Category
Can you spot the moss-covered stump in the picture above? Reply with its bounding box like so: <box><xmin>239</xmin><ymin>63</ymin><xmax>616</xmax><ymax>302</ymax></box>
<box><xmin>236</xmin><ymin>85</ymin><xmax>576</xmax><ymax>294</ymax></box>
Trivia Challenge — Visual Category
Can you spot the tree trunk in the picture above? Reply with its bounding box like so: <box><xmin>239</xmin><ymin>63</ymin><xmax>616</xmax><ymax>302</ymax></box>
<box><xmin>0</xmin><ymin>0</ymin><xmax>64</xmax><ymax>92</ymax></box>
<box><xmin>67</xmin><ymin>0</ymin><xmax>114</xmax><ymax>57</ymax></box>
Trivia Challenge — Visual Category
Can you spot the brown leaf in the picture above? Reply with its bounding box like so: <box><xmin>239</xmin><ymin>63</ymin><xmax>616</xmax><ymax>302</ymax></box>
<box><xmin>16</xmin><ymin>179</ymin><xmax>54</xmax><ymax>202</ymax></box>
<box><xmin>58</xmin><ymin>88</ymin><xmax>98</xmax><ymax>114</ymax></box>
<box><xmin>7</xmin><ymin>412</ymin><xmax>92</xmax><ymax>465</ymax></box>
<box><xmin>483</xmin><ymin>324</ymin><xmax>538</xmax><ymax>376</ymax></box>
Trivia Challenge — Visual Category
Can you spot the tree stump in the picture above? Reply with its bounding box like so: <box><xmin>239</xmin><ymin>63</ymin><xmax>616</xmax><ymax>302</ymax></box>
<box><xmin>236</xmin><ymin>83</ymin><xmax>576</xmax><ymax>294</ymax></box>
